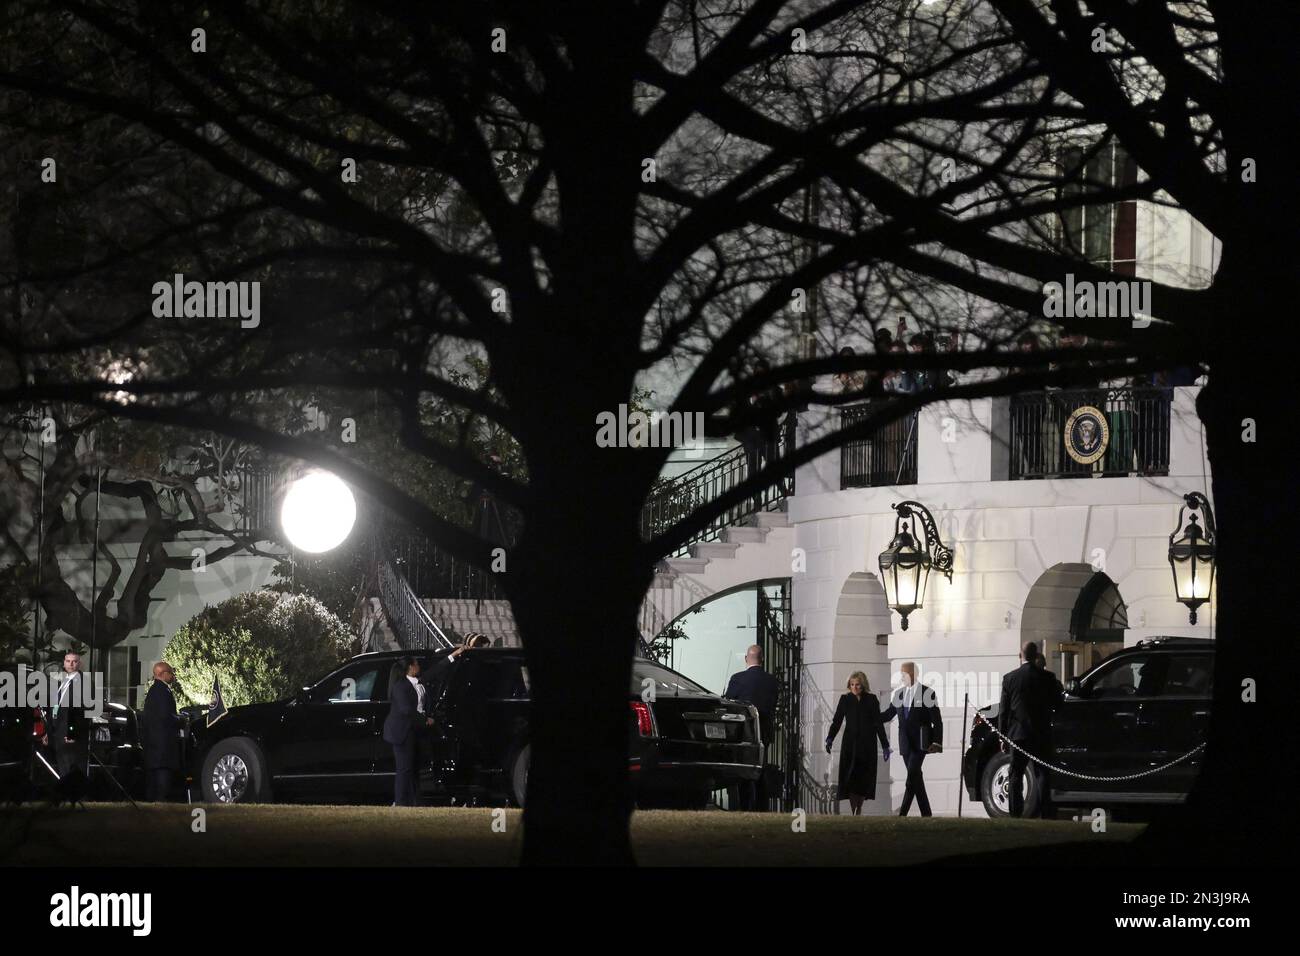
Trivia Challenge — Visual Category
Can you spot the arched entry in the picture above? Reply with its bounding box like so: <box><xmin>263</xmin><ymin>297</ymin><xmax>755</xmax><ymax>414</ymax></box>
<box><xmin>1022</xmin><ymin>563</ymin><xmax>1128</xmax><ymax>680</ymax></box>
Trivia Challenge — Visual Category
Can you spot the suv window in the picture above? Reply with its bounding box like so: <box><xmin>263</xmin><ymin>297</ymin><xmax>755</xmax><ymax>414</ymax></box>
<box><xmin>1085</xmin><ymin>654</ymin><xmax>1162</xmax><ymax>698</ymax></box>
<box><xmin>631</xmin><ymin>661</ymin><xmax>712</xmax><ymax>698</ymax></box>
<box><xmin>311</xmin><ymin>663</ymin><xmax>383</xmax><ymax>703</ymax></box>
<box><xmin>1156</xmin><ymin>654</ymin><xmax>1214</xmax><ymax>697</ymax></box>
<box><xmin>457</xmin><ymin>658</ymin><xmax>529</xmax><ymax>701</ymax></box>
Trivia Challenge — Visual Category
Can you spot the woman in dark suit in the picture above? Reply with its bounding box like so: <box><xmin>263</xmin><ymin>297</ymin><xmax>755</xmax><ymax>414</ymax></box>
<box><xmin>825</xmin><ymin>671</ymin><xmax>892</xmax><ymax>815</ymax></box>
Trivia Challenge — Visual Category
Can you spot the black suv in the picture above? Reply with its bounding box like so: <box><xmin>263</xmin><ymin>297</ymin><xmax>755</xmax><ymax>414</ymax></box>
<box><xmin>188</xmin><ymin>648</ymin><xmax>761</xmax><ymax>807</ymax></box>
<box><xmin>963</xmin><ymin>637</ymin><xmax>1213</xmax><ymax>817</ymax></box>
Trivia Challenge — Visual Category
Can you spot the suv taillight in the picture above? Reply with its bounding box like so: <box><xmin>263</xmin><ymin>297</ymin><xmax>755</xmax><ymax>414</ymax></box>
<box><xmin>629</xmin><ymin>701</ymin><xmax>654</xmax><ymax>737</ymax></box>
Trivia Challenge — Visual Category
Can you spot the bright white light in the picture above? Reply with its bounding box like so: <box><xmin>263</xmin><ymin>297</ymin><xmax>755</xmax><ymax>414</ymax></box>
<box><xmin>280</xmin><ymin>471</ymin><xmax>356</xmax><ymax>553</ymax></box>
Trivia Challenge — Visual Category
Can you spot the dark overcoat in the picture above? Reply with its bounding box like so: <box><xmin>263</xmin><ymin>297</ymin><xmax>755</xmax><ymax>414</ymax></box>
<box><xmin>827</xmin><ymin>691</ymin><xmax>890</xmax><ymax>800</ymax></box>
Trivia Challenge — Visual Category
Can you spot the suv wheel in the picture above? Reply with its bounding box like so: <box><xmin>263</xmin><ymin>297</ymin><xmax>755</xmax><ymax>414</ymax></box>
<box><xmin>508</xmin><ymin>743</ymin><xmax>530</xmax><ymax>808</ymax></box>
<box><xmin>980</xmin><ymin>751</ymin><xmax>1037</xmax><ymax>818</ymax></box>
<box><xmin>200</xmin><ymin>738</ymin><xmax>271</xmax><ymax>804</ymax></box>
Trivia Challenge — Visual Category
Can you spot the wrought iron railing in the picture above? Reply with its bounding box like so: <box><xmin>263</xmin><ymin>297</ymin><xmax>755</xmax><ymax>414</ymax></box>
<box><xmin>377</xmin><ymin>547</ymin><xmax>455</xmax><ymax>651</ymax></box>
<box><xmin>796</xmin><ymin>661</ymin><xmax>844</xmax><ymax>815</ymax></box>
<box><xmin>757</xmin><ymin>587</ymin><xmax>797</xmax><ymax>813</ymax></box>
<box><xmin>232</xmin><ymin>466</ymin><xmax>278</xmax><ymax>535</ymax></box>
<box><xmin>382</xmin><ymin>519</ymin><xmax>510</xmax><ymax>603</ymax></box>
<box><xmin>839</xmin><ymin>402</ymin><xmax>919</xmax><ymax>489</ymax></box>
<box><xmin>1009</xmin><ymin>386</ymin><xmax>1172</xmax><ymax>479</ymax></box>
<box><xmin>640</xmin><ymin>415</ymin><xmax>796</xmax><ymax>557</ymax></box>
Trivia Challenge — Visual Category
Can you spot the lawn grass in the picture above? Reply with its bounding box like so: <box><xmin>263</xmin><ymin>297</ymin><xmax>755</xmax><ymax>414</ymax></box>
<box><xmin>0</xmin><ymin>803</ymin><xmax>1143</xmax><ymax>866</ymax></box>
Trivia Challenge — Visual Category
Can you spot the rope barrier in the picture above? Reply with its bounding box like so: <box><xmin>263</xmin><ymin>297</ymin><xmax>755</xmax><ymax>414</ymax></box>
<box><xmin>977</xmin><ymin>718</ymin><xmax>1206</xmax><ymax>782</ymax></box>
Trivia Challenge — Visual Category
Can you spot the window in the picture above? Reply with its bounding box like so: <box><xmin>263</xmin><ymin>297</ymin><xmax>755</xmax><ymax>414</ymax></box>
<box><xmin>631</xmin><ymin>661</ymin><xmax>713</xmax><ymax>698</ymax></box>
<box><xmin>1156</xmin><ymin>654</ymin><xmax>1213</xmax><ymax>698</ymax></box>
<box><xmin>1086</xmin><ymin>654</ymin><xmax>1161</xmax><ymax>698</ymax></box>
<box><xmin>312</xmin><ymin>665</ymin><xmax>382</xmax><ymax>703</ymax></box>
<box><xmin>1058</xmin><ymin>141</ymin><xmax>1139</xmax><ymax>275</ymax></box>
<box><xmin>460</xmin><ymin>658</ymin><xmax>529</xmax><ymax>701</ymax></box>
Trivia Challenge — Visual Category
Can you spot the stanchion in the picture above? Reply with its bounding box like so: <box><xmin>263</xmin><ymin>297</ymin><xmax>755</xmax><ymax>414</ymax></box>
<box><xmin>958</xmin><ymin>692</ymin><xmax>968</xmax><ymax>817</ymax></box>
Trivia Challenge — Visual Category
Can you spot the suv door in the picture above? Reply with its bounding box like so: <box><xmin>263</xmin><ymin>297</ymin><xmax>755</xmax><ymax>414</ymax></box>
<box><xmin>274</xmin><ymin>661</ymin><xmax>389</xmax><ymax>786</ymax></box>
<box><xmin>1052</xmin><ymin>652</ymin><xmax>1163</xmax><ymax>800</ymax></box>
<box><xmin>1134</xmin><ymin>652</ymin><xmax>1213</xmax><ymax>799</ymax></box>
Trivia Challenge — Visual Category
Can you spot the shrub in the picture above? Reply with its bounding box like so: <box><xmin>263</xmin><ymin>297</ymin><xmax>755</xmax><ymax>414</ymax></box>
<box><xmin>164</xmin><ymin>591</ymin><xmax>356</xmax><ymax>708</ymax></box>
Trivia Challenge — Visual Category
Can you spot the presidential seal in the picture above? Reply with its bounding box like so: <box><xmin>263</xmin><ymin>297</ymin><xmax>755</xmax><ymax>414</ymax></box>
<box><xmin>1064</xmin><ymin>405</ymin><xmax>1109</xmax><ymax>465</ymax></box>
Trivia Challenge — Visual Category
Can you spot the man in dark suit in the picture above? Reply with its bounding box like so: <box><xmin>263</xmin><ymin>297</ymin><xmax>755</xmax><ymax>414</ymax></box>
<box><xmin>383</xmin><ymin>647</ymin><xmax>464</xmax><ymax>807</ymax></box>
<box><xmin>48</xmin><ymin>651</ymin><xmax>88</xmax><ymax>781</ymax></box>
<box><xmin>143</xmin><ymin>661</ymin><xmax>181</xmax><ymax>802</ymax></box>
<box><xmin>885</xmin><ymin>661</ymin><xmax>943</xmax><ymax>817</ymax></box>
<box><xmin>999</xmin><ymin>641</ymin><xmax>1065</xmax><ymax>817</ymax></box>
<box><xmin>724</xmin><ymin>644</ymin><xmax>780</xmax><ymax>811</ymax></box>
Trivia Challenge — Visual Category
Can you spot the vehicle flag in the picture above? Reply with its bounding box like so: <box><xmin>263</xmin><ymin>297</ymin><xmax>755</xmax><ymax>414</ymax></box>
<box><xmin>207</xmin><ymin>677</ymin><xmax>228</xmax><ymax>728</ymax></box>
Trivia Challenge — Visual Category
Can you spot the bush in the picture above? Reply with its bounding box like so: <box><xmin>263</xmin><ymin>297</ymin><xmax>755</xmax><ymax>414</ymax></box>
<box><xmin>164</xmin><ymin>591</ymin><xmax>356</xmax><ymax>708</ymax></box>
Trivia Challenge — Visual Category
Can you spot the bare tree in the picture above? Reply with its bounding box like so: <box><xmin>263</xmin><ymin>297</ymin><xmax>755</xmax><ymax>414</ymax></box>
<box><xmin>0</xmin><ymin>1</ymin><xmax>1283</xmax><ymax>863</ymax></box>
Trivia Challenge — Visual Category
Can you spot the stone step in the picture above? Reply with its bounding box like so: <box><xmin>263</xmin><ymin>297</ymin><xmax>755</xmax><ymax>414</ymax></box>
<box><xmin>721</xmin><ymin>525</ymin><xmax>768</xmax><ymax>544</ymax></box>
<box><xmin>753</xmin><ymin>510</ymin><xmax>790</xmax><ymax>529</ymax></box>
<box><xmin>666</xmin><ymin>556</ymin><xmax>710</xmax><ymax>575</ymax></box>
<box><xmin>422</xmin><ymin>598</ymin><xmax>520</xmax><ymax>647</ymax></box>
<box><xmin>690</xmin><ymin>541</ymin><xmax>742</xmax><ymax>560</ymax></box>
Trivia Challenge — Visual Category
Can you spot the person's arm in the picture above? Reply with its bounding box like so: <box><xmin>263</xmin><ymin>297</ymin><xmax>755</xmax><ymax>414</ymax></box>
<box><xmin>166</xmin><ymin>688</ymin><xmax>180</xmax><ymax>737</ymax></box>
<box><xmin>997</xmin><ymin>674</ymin><xmax>1014</xmax><ymax>751</ymax></box>
<box><xmin>880</xmin><ymin>692</ymin><xmax>897</xmax><ymax>725</ymax></box>
<box><xmin>929</xmin><ymin>692</ymin><xmax>944</xmax><ymax>750</ymax></box>
<box><xmin>143</xmin><ymin>685</ymin><xmax>160</xmax><ymax>732</ymax></box>
<box><xmin>826</xmin><ymin>696</ymin><xmax>845</xmax><ymax>753</ymax></box>
<box><xmin>998</xmin><ymin>674</ymin><xmax>1012</xmax><ymax>734</ymax></box>
<box><xmin>389</xmin><ymin>681</ymin><xmax>412</xmax><ymax>729</ymax></box>
<box><xmin>872</xmin><ymin>698</ymin><xmax>890</xmax><ymax>752</ymax></box>
<box><xmin>426</xmin><ymin>646</ymin><xmax>466</xmax><ymax>682</ymax></box>
<box><xmin>723</xmin><ymin>673</ymin><xmax>740</xmax><ymax>701</ymax></box>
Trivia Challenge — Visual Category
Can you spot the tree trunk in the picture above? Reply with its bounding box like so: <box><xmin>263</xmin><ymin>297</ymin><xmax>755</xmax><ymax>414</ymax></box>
<box><xmin>509</xmin><ymin>463</ymin><xmax>651</xmax><ymax>865</ymax></box>
<box><xmin>1140</xmin><ymin>266</ymin><xmax>1291</xmax><ymax>864</ymax></box>
<box><xmin>1138</xmin><ymin>7</ymin><xmax>1296</xmax><ymax>863</ymax></box>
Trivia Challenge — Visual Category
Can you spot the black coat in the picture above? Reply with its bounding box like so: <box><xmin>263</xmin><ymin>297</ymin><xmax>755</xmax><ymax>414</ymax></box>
<box><xmin>999</xmin><ymin>662</ymin><xmax>1064</xmax><ymax>746</ymax></box>
<box><xmin>826</xmin><ymin>692</ymin><xmax>890</xmax><ymax>800</ymax></box>
<box><xmin>724</xmin><ymin>666</ymin><xmax>780</xmax><ymax>746</ymax></box>
<box><xmin>384</xmin><ymin>678</ymin><xmax>426</xmax><ymax>746</ymax></box>
<box><xmin>142</xmin><ymin>680</ymin><xmax>180</xmax><ymax>770</ymax></box>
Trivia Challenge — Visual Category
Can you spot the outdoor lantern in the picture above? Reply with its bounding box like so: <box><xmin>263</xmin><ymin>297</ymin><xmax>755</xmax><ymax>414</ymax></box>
<box><xmin>1168</xmin><ymin>492</ymin><xmax>1216</xmax><ymax>624</ymax></box>
<box><xmin>281</xmin><ymin>470</ymin><xmax>357</xmax><ymax>553</ymax></box>
<box><xmin>878</xmin><ymin>500</ymin><xmax>954</xmax><ymax>630</ymax></box>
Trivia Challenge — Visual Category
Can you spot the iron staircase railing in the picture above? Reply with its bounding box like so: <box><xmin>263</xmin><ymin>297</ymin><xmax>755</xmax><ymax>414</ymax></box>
<box><xmin>640</xmin><ymin>415</ymin><xmax>796</xmax><ymax>558</ymax></box>
<box><xmin>377</xmin><ymin>544</ymin><xmax>456</xmax><ymax>651</ymax></box>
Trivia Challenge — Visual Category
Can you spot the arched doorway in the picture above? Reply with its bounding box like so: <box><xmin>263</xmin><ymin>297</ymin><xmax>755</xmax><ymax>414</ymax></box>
<box><xmin>1022</xmin><ymin>563</ymin><xmax>1128</xmax><ymax>680</ymax></box>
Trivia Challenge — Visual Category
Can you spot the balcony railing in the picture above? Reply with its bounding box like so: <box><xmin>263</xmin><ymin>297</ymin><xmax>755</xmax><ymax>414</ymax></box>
<box><xmin>839</xmin><ymin>403</ymin><xmax>919</xmax><ymax>489</ymax></box>
<box><xmin>1009</xmin><ymin>387</ymin><xmax>1172</xmax><ymax>479</ymax></box>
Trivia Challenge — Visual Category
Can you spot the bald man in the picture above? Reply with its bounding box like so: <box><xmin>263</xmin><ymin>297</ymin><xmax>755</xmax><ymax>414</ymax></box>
<box><xmin>886</xmin><ymin>662</ymin><xmax>943</xmax><ymax>817</ymax></box>
<box><xmin>724</xmin><ymin>644</ymin><xmax>779</xmax><ymax>810</ymax></box>
<box><xmin>143</xmin><ymin>661</ymin><xmax>181</xmax><ymax>801</ymax></box>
